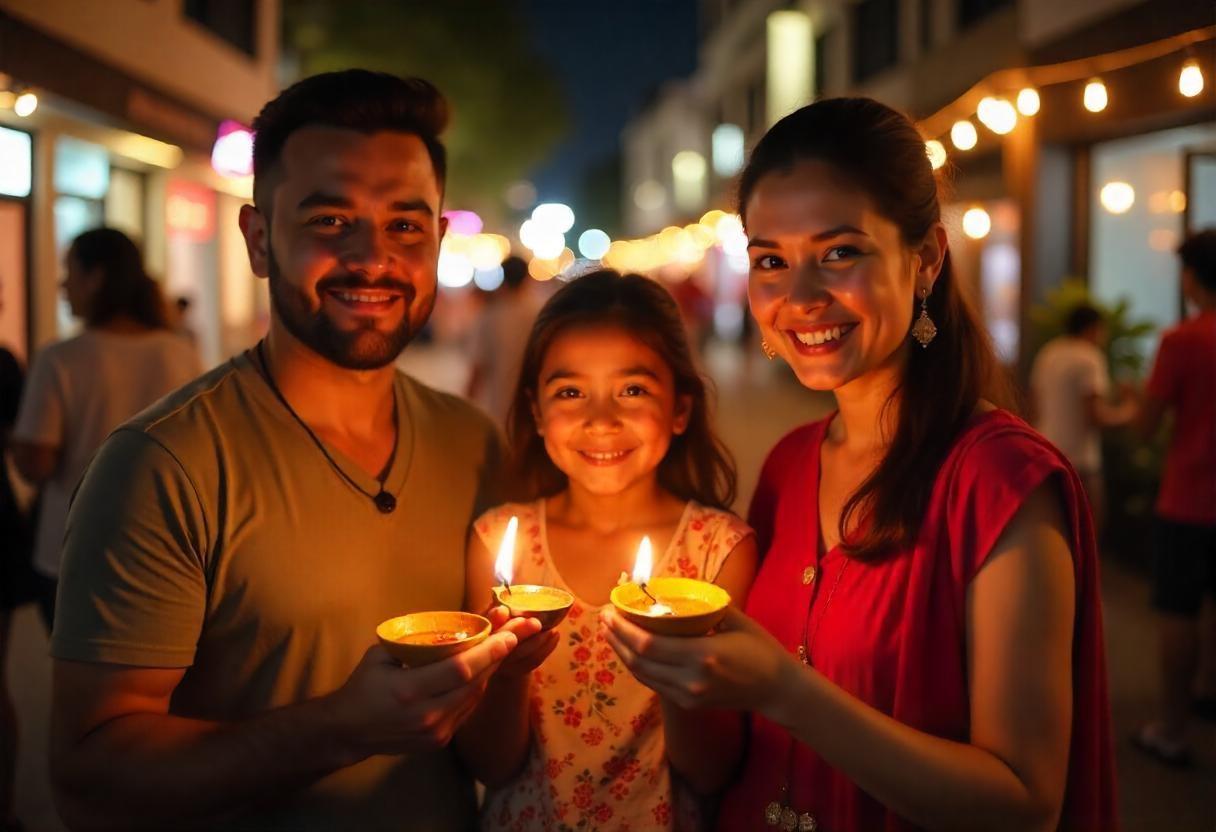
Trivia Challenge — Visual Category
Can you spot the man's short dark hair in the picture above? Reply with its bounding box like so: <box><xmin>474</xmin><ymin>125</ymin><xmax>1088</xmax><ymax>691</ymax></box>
<box><xmin>251</xmin><ymin>70</ymin><xmax>450</xmax><ymax>208</ymax></box>
<box><xmin>1065</xmin><ymin>303</ymin><xmax>1104</xmax><ymax>337</ymax></box>
<box><xmin>1178</xmin><ymin>229</ymin><xmax>1216</xmax><ymax>292</ymax></box>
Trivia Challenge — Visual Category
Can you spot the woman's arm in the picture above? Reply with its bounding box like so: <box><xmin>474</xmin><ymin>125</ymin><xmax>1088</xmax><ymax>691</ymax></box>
<box><xmin>659</xmin><ymin>535</ymin><xmax>757</xmax><ymax>794</ymax></box>
<box><xmin>604</xmin><ymin>482</ymin><xmax>1075</xmax><ymax>832</ymax></box>
<box><xmin>453</xmin><ymin>531</ymin><xmax>557</xmax><ymax>787</ymax></box>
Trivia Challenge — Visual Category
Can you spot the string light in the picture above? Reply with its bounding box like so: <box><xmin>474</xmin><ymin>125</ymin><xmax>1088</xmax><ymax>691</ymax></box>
<box><xmin>950</xmin><ymin>120</ymin><xmax>978</xmax><ymax>151</ymax></box>
<box><xmin>976</xmin><ymin>97</ymin><xmax>1017</xmax><ymax>134</ymax></box>
<box><xmin>1179</xmin><ymin>60</ymin><xmax>1204</xmax><ymax>97</ymax></box>
<box><xmin>1016</xmin><ymin>87</ymin><xmax>1041</xmax><ymax>116</ymax></box>
<box><xmin>925</xmin><ymin>140</ymin><xmax>948</xmax><ymax>170</ymax></box>
<box><xmin>962</xmin><ymin>207</ymin><xmax>992</xmax><ymax>239</ymax></box>
<box><xmin>1083</xmin><ymin>79</ymin><xmax>1108</xmax><ymax>112</ymax></box>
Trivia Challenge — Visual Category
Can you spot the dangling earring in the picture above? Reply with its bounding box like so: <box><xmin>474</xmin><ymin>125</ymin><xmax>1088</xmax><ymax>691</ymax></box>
<box><xmin>911</xmin><ymin>287</ymin><xmax>937</xmax><ymax>348</ymax></box>
<box><xmin>761</xmin><ymin>337</ymin><xmax>776</xmax><ymax>360</ymax></box>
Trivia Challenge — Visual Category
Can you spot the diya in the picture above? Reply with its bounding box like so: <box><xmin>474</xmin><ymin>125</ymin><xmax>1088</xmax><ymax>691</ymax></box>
<box><xmin>376</xmin><ymin>611</ymin><xmax>491</xmax><ymax>666</ymax></box>
<box><xmin>609</xmin><ymin>536</ymin><xmax>731</xmax><ymax>637</ymax></box>
<box><xmin>492</xmin><ymin>515</ymin><xmax>574</xmax><ymax>631</ymax></box>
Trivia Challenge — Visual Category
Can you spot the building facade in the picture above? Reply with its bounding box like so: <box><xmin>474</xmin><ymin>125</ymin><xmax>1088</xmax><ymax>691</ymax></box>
<box><xmin>622</xmin><ymin>0</ymin><xmax>1215</xmax><ymax>369</ymax></box>
<box><xmin>0</xmin><ymin>0</ymin><xmax>280</xmax><ymax>367</ymax></box>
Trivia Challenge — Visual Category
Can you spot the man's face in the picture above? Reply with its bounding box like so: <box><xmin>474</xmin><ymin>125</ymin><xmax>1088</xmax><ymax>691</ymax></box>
<box><xmin>241</xmin><ymin>127</ymin><xmax>444</xmax><ymax>369</ymax></box>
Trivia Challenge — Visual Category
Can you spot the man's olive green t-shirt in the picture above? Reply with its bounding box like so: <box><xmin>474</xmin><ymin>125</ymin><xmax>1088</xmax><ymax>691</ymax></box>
<box><xmin>52</xmin><ymin>350</ymin><xmax>504</xmax><ymax>831</ymax></box>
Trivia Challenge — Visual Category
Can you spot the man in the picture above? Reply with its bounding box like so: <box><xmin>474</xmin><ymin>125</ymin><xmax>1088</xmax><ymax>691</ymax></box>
<box><xmin>1030</xmin><ymin>302</ymin><xmax>1135</xmax><ymax>531</ymax></box>
<box><xmin>1133</xmin><ymin>229</ymin><xmax>1216</xmax><ymax>767</ymax></box>
<box><xmin>467</xmin><ymin>256</ymin><xmax>542</xmax><ymax>425</ymax></box>
<box><xmin>49</xmin><ymin>70</ymin><xmax>538</xmax><ymax>830</ymax></box>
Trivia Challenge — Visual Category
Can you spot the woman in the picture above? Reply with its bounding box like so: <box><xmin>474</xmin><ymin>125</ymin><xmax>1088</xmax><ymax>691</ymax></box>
<box><xmin>12</xmin><ymin>228</ymin><xmax>199</xmax><ymax>626</ymax></box>
<box><xmin>602</xmin><ymin>98</ymin><xmax>1117</xmax><ymax>831</ymax></box>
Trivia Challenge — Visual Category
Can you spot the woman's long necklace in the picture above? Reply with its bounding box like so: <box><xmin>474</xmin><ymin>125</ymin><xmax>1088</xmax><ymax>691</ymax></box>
<box><xmin>254</xmin><ymin>341</ymin><xmax>398</xmax><ymax>513</ymax></box>
<box><xmin>764</xmin><ymin>555</ymin><xmax>850</xmax><ymax>832</ymax></box>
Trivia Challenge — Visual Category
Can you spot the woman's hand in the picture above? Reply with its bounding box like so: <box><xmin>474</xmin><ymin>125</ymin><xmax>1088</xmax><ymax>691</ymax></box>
<box><xmin>485</xmin><ymin>606</ymin><xmax>560</xmax><ymax>680</ymax></box>
<box><xmin>599</xmin><ymin>605</ymin><xmax>797</xmax><ymax>717</ymax></box>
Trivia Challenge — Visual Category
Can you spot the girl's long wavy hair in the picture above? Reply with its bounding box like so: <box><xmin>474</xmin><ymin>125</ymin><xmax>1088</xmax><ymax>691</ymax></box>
<box><xmin>738</xmin><ymin>98</ymin><xmax>1015</xmax><ymax>560</ymax></box>
<box><xmin>506</xmin><ymin>270</ymin><xmax>737</xmax><ymax>511</ymax></box>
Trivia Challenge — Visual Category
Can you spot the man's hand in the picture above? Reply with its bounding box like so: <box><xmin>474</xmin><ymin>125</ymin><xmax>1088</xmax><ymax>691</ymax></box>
<box><xmin>325</xmin><ymin>629</ymin><xmax>519</xmax><ymax>761</ymax></box>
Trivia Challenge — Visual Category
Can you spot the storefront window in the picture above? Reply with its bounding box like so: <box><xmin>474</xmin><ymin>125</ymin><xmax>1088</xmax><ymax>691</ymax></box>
<box><xmin>0</xmin><ymin>126</ymin><xmax>32</xmax><ymax>199</ymax></box>
<box><xmin>1091</xmin><ymin>123</ymin><xmax>1216</xmax><ymax>349</ymax></box>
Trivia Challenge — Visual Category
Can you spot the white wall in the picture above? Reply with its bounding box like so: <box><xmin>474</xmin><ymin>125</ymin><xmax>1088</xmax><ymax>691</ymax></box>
<box><xmin>1</xmin><ymin>0</ymin><xmax>279</xmax><ymax>123</ymax></box>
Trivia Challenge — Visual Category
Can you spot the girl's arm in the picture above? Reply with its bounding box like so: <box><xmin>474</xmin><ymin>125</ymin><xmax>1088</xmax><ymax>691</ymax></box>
<box><xmin>604</xmin><ymin>482</ymin><xmax>1075</xmax><ymax>832</ymax></box>
<box><xmin>658</xmin><ymin>535</ymin><xmax>758</xmax><ymax>795</ymax></box>
<box><xmin>453</xmin><ymin>531</ymin><xmax>558</xmax><ymax>787</ymax></box>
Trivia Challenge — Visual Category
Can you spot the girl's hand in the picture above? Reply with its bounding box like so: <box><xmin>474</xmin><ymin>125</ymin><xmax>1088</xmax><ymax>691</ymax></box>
<box><xmin>599</xmin><ymin>606</ymin><xmax>798</xmax><ymax>717</ymax></box>
<box><xmin>486</xmin><ymin>605</ymin><xmax>560</xmax><ymax>680</ymax></box>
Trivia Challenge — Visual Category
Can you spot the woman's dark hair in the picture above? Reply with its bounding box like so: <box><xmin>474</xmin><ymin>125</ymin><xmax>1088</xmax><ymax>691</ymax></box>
<box><xmin>506</xmin><ymin>270</ymin><xmax>737</xmax><ymax>511</ymax></box>
<box><xmin>1178</xmin><ymin>228</ymin><xmax>1216</xmax><ymax>292</ymax></box>
<box><xmin>71</xmin><ymin>228</ymin><xmax>168</xmax><ymax>329</ymax></box>
<box><xmin>737</xmin><ymin>97</ymin><xmax>1014</xmax><ymax>560</ymax></box>
<box><xmin>1065</xmin><ymin>303</ymin><xmax>1104</xmax><ymax>336</ymax></box>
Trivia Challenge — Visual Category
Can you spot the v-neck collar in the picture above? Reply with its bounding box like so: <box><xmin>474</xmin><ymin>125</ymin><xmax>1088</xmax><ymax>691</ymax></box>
<box><xmin>239</xmin><ymin>348</ymin><xmax>415</xmax><ymax>506</ymax></box>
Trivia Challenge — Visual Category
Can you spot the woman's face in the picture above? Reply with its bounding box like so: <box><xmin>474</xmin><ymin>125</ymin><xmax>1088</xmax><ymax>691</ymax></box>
<box><xmin>62</xmin><ymin>250</ymin><xmax>100</xmax><ymax>319</ymax></box>
<box><xmin>744</xmin><ymin>159</ymin><xmax>945</xmax><ymax>392</ymax></box>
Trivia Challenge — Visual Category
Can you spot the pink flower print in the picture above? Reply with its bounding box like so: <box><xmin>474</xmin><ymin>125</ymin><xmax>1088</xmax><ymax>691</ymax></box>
<box><xmin>574</xmin><ymin>669</ymin><xmax>589</xmax><ymax>684</ymax></box>
<box><xmin>630</xmin><ymin>709</ymin><xmax>656</xmax><ymax>735</ymax></box>
<box><xmin>653</xmin><ymin>799</ymin><xmax>672</xmax><ymax>824</ymax></box>
<box><xmin>555</xmin><ymin>801</ymin><xmax>570</xmax><ymax>820</ymax></box>
<box><xmin>595</xmin><ymin>669</ymin><xmax>615</xmax><ymax>686</ymax></box>
<box><xmin>573</xmin><ymin>782</ymin><xmax>594</xmax><ymax>809</ymax></box>
<box><xmin>691</xmin><ymin>518</ymin><xmax>705</xmax><ymax>531</ymax></box>
<box><xmin>563</xmin><ymin>706</ymin><xmax>584</xmax><ymax>728</ymax></box>
<box><xmin>610</xmin><ymin>779</ymin><xmax>630</xmax><ymax>800</ymax></box>
<box><xmin>594</xmin><ymin>803</ymin><xmax>614</xmax><ymax>823</ymax></box>
<box><xmin>581</xmin><ymin>725</ymin><xmax>604</xmax><ymax>746</ymax></box>
<box><xmin>604</xmin><ymin>755</ymin><xmax>625</xmax><ymax>777</ymax></box>
<box><xmin>569</xmin><ymin>602</ymin><xmax>583</xmax><ymax>620</ymax></box>
<box><xmin>574</xmin><ymin>645</ymin><xmax>592</xmax><ymax>663</ymax></box>
<box><xmin>596</xmin><ymin>645</ymin><xmax>614</xmax><ymax>662</ymax></box>
<box><xmin>676</xmin><ymin>555</ymin><xmax>697</xmax><ymax>578</ymax></box>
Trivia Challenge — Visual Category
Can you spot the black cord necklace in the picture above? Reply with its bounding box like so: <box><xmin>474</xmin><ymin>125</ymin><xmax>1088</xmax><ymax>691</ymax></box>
<box><xmin>254</xmin><ymin>341</ymin><xmax>398</xmax><ymax>514</ymax></box>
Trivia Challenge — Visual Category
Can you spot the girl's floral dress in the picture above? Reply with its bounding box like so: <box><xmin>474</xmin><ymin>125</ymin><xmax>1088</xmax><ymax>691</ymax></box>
<box><xmin>475</xmin><ymin>500</ymin><xmax>753</xmax><ymax>832</ymax></box>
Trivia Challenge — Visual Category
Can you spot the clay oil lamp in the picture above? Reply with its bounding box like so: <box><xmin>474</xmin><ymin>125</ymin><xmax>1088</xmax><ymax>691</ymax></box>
<box><xmin>610</xmin><ymin>536</ymin><xmax>730</xmax><ymax>636</ymax></box>
<box><xmin>376</xmin><ymin>611</ymin><xmax>491</xmax><ymax>666</ymax></box>
<box><xmin>491</xmin><ymin>515</ymin><xmax>574</xmax><ymax>631</ymax></box>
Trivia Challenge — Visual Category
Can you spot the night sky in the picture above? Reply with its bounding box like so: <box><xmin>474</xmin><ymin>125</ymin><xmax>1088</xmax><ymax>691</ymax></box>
<box><xmin>519</xmin><ymin>0</ymin><xmax>700</xmax><ymax>206</ymax></box>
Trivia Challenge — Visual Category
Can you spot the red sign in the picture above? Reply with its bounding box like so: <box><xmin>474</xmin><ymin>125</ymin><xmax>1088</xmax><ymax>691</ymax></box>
<box><xmin>166</xmin><ymin>179</ymin><xmax>215</xmax><ymax>242</ymax></box>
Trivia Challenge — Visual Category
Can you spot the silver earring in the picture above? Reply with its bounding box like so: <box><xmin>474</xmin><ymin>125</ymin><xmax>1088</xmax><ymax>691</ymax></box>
<box><xmin>911</xmin><ymin>287</ymin><xmax>937</xmax><ymax>348</ymax></box>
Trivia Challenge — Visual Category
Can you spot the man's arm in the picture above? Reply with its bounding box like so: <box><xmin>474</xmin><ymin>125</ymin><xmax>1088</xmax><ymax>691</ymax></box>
<box><xmin>52</xmin><ymin>637</ymin><xmax>517</xmax><ymax>831</ymax></box>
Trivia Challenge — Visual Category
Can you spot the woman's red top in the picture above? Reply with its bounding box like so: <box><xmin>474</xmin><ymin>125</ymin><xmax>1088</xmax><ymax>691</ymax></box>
<box><xmin>717</xmin><ymin>411</ymin><xmax>1117</xmax><ymax>831</ymax></box>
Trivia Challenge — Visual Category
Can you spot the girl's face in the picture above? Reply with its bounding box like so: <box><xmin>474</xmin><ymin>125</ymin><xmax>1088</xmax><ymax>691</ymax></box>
<box><xmin>744</xmin><ymin>159</ymin><xmax>945</xmax><ymax>392</ymax></box>
<box><xmin>534</xmin><ymin>325</ymin><xmax>690</xmax><ymax>499</ymax></box>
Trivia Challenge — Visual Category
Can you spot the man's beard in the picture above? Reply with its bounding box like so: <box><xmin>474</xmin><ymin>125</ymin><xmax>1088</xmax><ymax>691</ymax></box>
<box><xmin>267</xmin><ymin>250</ymin><xmax>431</xmax><ymax>370</ymax></box>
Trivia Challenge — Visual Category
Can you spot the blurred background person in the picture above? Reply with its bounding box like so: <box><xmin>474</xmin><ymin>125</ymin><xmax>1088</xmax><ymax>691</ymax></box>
<box><xmin>0</xmin><ymin>279</ymin><xmax>31</xmax><ymax>832</ymax></box>
<box><xmin>467</xmin><ymin>255</ymin><xmax>541</xmax><ymax>425</ymax></box>
<box><xmin>10</xmin><ymin>228</ymin><xmax>200</xmax><ymax>629</ymax></box>
<box><xmin>1132</xmin><ymin>229</ymin><xmax>1216</xmax><ymax>768</ymax></box>
<box><xmin>1030</xmin><ymin>302</ymin><xmax>1136</xmax><ymax>533</ymax></box>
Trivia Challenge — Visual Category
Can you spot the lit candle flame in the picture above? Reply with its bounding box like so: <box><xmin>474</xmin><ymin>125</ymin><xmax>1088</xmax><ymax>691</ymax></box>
<box><xmin>494</xmin><ymin>516</ymin><xmax>518</xmax><ymax>588</ymax></box>
<box><xmin>631</xmin><ymin>536</ymin><xmax>653</xmax><ymax>585</ymax></box>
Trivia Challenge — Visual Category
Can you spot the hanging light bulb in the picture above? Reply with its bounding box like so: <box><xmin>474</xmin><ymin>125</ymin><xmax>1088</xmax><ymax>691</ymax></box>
<box><xmin>924</xmin><ymin>140</ymin><xmax>948</xmax><ymax>171</ymax></box>
<box><xmin>1083</xmin><ymin>79</ymin><xmax>1108</xmax><ymax>113</ymax></box>
<box><xmin>13</xmin><ymin>91</ymin><xmax>37</xmax><ymax>118</ymax></box>
<box><xmin>950</xmin><ymin>120</ymin><xmax>978</xmax><ymax>151</ymax></box>
<box><xmin>962</xmin><ymin>207</ymin><xmax>992</xmax><ymax>240</ymax></box>
<box><xmin>1016</xmin><ymin>87</ymin><xmax>1040</xmax><ymax>116</ymax></box>
<box><xmin>977</xmin><ymin>98</ymin><xmax>1017</xmax><ymax>134</ymax></box>
<box><xmin>1179</xmin><ymin>60</ymin><xmax>1204</xmax><ymax>98</ymax></box>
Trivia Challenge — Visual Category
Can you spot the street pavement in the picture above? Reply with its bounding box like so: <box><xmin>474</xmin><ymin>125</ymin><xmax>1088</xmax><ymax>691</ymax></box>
<box><xmin>8</xmin><ymin>341</ymin><xmax>1212</xmax><ymax>830</ymax></box>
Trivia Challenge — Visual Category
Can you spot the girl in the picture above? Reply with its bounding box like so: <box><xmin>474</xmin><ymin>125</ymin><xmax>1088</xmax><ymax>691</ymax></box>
<box><xmin>458</xmin><ymin>270</ymin><xmax>757</xmax><ymax>831</ymax></box>
<box><xmin>602</xmin><ymin>98</ymin><xmax>1118</xmax><ymax>832</ymax></box>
